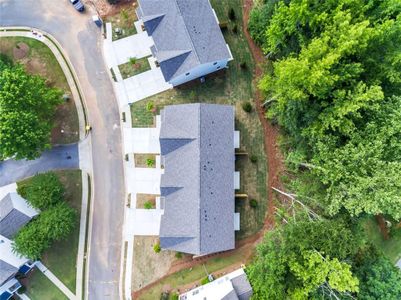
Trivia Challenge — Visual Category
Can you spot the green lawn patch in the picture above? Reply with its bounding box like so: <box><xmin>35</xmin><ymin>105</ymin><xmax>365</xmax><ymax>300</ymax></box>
<box><xmin>24</xmin><ymin>268</ymin><xmax>68</xmax><ymax>300</ymax></box>
<box><xmin>361</xmin><ymin>217</ymin><xmax>401</xmax><ymax>263</ymax></box>
<box><xmin>130</xmin><ymin>100</ymin><xmax>156</xmax><ymax>128</ymax></box>
<box><xmin>18</xmin><ymin>170</ymin><xmax>82</xmax><ymax>292</ymax></box>
<box><xmin>104</xmin><ymin>6</ymin><xmax>138</xmax><ymax>41</ymax></box>
<box><xmin>130</xmin><ymin>0</ymin><xmax>267</xmax><ymax>239</ymax></box>
<box><xmin>119</xmin><ymin>56</ymin><xmax>151</xmax><ymax>79</ymax></box>
<box><xmin>0</xmin><ymin>37</ymin><xmax>79</xmax><ymax>145</ymax></box>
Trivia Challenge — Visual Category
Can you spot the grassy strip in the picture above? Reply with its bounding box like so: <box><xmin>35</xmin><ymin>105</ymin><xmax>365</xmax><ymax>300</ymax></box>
<box><xmin>24</xmin><ymin>268</ymin><xmax>68</xmax><ymax>300</ymax></box>
<box><xmin>138</xmin><ymin>250</ymin><xmax>247</xmax><ymax>300</ymax></box>
<box><xmin>119</xmin><ymin>56</ymin><xmax>151</xmax><ymax>79</ymax></box>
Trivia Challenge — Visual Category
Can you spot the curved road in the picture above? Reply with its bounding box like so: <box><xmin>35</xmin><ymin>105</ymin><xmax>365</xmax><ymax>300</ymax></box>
<box><xmin>0</xmin><ymin>1</ymin><xmax>126</xmax><ymax>299</ymax></box>
<box><xmin>0</xmin><ymin>144</ymin><xmax>79</xmax><ymax>186</ymax></box>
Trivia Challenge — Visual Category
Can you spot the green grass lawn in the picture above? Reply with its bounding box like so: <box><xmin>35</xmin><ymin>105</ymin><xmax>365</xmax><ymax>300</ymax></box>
<box><xmin>18</xmin><ymin>170</ymin><xmax>82</xmax><ymax>293</ymax></box>
<box><xmin>105</xmin><ymin>6</ymin><xmax>138</xmax><ymax>41</ymax></box>
<box><xmin>137</xmin><ymin>249</ymin><xmax>248</xmax><ymax>300</ymax></box>
<box><xmin>119</xmin><ymin>56</ymin><xmax>151</xmax><ymax>79</ymax></box>
<box><xmin>24</xmin><ymin>268</ymin><xmax>68</xmax><ymax>300</ymax></box>
<box><xmin>0</xmin><ymin>37</ymin><xmax>79</xmax><ymax>145</ymax></box>
<box><xmin>361</xmin><ymin>217</ymin><xmax>401</xmax><ymax>263</ymax></box>
<box><xmin>130</xmin><ymin>0</ymin><xmax>267</xmax><ymax>239</ymax></box>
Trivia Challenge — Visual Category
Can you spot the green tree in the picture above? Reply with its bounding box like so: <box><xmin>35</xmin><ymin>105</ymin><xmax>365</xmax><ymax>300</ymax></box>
<box><xmin>357</xmin><ymin>256</ymin><xmax>401</xmax><ymax>300</ymax></box>
<box><xmin>247</xmin><ymin>218</ymin><xmax>360</xmax><ymax>299</ymax></box>
<box><xmin>0</xmin><ymin>63</ymin><xmax>62</xmax><ymax>160</ymax></box>
<box><xmin>289</xmin><ymin>250</ymin><xmax>359</xmax><ymax>299</ymax></box>
<box><xmin>17</xmin><ymin>172</ymin><xmax>65</xmax><ymax>210</ymax></box>
<box><xmin>13</xmin><ymin>203</ymin><xmax>76</xmax><ymax>259</ymax></box>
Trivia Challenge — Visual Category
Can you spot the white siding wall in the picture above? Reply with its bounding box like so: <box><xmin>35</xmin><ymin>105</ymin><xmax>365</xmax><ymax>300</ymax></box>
<box><xmin>169</xmin><ymin>59</ymin><xmax>228</xmax><ymax>86</ymax></box>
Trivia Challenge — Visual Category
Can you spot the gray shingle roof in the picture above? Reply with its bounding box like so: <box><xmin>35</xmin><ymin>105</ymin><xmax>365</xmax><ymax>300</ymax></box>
<box><xmin>0</xmin><ymin>194</ymin><xmax>30</xmax><ymax>239</ymax></box>
<box><xmin>159</xmin><ymin>104</ymin><xmax>235</xmax><ymax>255</ymax></box>
<box><xmin>0</xmin><ymin>260</ymin><xmax>17</xmax><ymax>286</ymax></box>
<box><xmin>137</xmin><ymin>0</ymin><xmax>231</xmax><ymax>81</ymax></box>
<box><xmin>231</xmin><ymin>273</ymin><xmax>253</xmax><ymax>300</ymax></box>
<box><xmin>0</xmin><ymin>194</ymin><xmax>34</xmax><ymax>239</ymax></box>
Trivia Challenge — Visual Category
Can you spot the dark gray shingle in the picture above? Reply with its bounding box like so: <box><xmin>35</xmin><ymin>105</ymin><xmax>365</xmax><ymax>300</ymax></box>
<box><xmin>0</xmin><ymin>194</ymin><xmax>31</xmax><ymax>239</ymax></box>
<box><xmin>137</xmin><ymin>0</ymin><xmax>231</xmax><ymax>81</ymax></box>
<box><xmin>159</xmin><ymin>104</ymin><xmax>235</xmax><ymax>255</ymax></box>
<box><xmin>0</xmin><ymin>260</ymin><xmax>17</xmax><ymax>286</ymax></box>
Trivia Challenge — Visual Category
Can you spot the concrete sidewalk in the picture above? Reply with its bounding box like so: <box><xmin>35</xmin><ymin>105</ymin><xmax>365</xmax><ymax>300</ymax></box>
<box><xmin>36</xmin><ymin>262</ymin><xmax>76</xmax><ymax>300</ymax></box>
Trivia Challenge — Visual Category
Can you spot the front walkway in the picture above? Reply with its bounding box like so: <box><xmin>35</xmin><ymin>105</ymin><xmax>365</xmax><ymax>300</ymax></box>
<box><xmin>103</xmin><ymin>22</ymin><xmax>172</xmax><ymax>107</ymax></box>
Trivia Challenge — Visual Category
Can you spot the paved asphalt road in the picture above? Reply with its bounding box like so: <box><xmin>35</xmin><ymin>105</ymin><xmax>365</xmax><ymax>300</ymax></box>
<box><xmin>0</xmin><ymin>144</ymin><xmax>79</xmax><ymax>186</ymax></box>
<box><xmin>0</xmin><ymin>1</ymin><xmax>126</xmax><ymax>299</ymax></box>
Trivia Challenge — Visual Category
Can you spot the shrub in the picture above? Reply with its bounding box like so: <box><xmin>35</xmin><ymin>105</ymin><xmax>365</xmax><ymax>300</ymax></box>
<box><xmin>146</xmin><ymin>158</ymin><xmax>155</xmax><ymax>167</ymax></box>
<box><xmin>160</xmin><ymin>292</ymin><xmax>169</xmax><ymax>300</ymax></box>
<box><xmin>228</xmin><ymin>8</ymin><xmax>236</xmax><ymax>21</ymax></box>
<box><xmin>175</xmin><ymin>252</ymin><xmax>183</xmax><ymax>259</ymax></box>
<box><xmin>250</xmin><ymin>199</ymin><xmax>258</xmax><ymax>208</ymax></box>
<box><xmin>153</xmin><ymin>242</ymin><xmax>161</xmax><ymax>253</ymax></box>
<box><xmin>146</xmin><ymin>101</ymin><xmax>154</xmax><ymax>112</ymax></box>
<box><xmin>18</xmin><ymin>172</ymin><xmax>64</xmax><ymax>210</ymax></box>
<box><xmin>129</xmin><ymin>57</ymin><xmax>137</xmax><ymax>65</ymax></box>
<box><xmin>240</xmin><ymin>62</ymin><xmax>248</xmax><ymax>69</ymax></box>
<box><xmin>144</xmin><ymin>201</ymin><xmax>154</xmax><ymax>209</ymax></box>
<box><xmin>107</xmin><ymin>0</ymin><xmax>120</xmax><ymax>4</ymax></box>
<box><xmin>232</xmin><ymin>24</ymin><xmax>238</xmax><ymax>34</ymax></box>
<box><xmin>13</xmin><ymin>203</ymin><xmax>76</xmax><ymax>259</ymax></box>
<box><xmin>17</xmin><ymin>286</ymin><xmax>27</xmax><ymax>294</ymax></box>
<box><xmin>201</xmin><ymin>277</ymin><xmax>210</xmax><ymax>285</ymax></box>
<box><xmin>250</xmin><ymin>154</ymin><xmax>258</xmax><ymax>163</ymax></box>
<box><xmin>242</xmin><ymin>102</ymin><xmax>252</xmax><ymax>113</ymax></box>
<box><xmin>120</xmin><ymin>9</ymin><xmax>129</xmax><ymax>21</ymax></box>
<box><xmin>171</xmin><ymin>294</ymin><xmax>179</xmax><ymax>300</ymax></box>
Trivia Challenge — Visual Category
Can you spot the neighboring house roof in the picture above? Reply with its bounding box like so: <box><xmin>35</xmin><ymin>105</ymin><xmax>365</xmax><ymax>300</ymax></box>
<box><xmin>0</xmin><ymin>193</ymin><xmax>38</xmax><ymax>239</ymax></box>
<box><xmin>0</xmin><ymin>235</ymin><xmax>29</xmax><ymax>286</ymax></box>
<box><xmin>159</xmin><ymin>104</ymin><xmax>235</xmax><ymax>255</ymax></box>
<box><xmin>179</xmin><ymin>268</ymin><xmax>253</xmax><ymax>300</ymax></box>
<box><xmin>137</xmin><ymin>0</ymin><xmax>231</xmax><ymax>82</ymax></box>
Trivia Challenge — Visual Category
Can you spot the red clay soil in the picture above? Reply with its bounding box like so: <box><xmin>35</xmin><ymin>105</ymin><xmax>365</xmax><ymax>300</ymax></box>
<box><xmin>133</xmin><ymin>1</ymin><xmax>286</xmax><ymax>298</ymax></box>
<box><xmin>243</xmin><ymin>0</ymin><xmax>285</xmax><ymax>233</ymax></box>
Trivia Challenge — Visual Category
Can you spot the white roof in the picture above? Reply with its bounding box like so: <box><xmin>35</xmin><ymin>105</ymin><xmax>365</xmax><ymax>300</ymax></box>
<box><xmin>180</xmin><ymin>268</ymin><xmax>252</xmax><ymax>300</ymax></box>
<box><xmin>0</xmin><ymin>235</ymin><xmax>29</xmax><ymax>268</ymax></box>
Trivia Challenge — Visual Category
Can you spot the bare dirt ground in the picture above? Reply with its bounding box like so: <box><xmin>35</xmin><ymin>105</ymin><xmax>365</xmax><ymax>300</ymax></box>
<box><xmin>133</xmin><ymin>1</ymin><xmax>286</xmax><ymax>297</ymax></box>
<box><xmin>132</xmin><ymin>236</ymin><xmax>178</xmax><ymax>292</ymax></box>
<box><xmin>84</xmin><ymin>0</ymin><xmax>135</xmax><ymax>17</ymax></box>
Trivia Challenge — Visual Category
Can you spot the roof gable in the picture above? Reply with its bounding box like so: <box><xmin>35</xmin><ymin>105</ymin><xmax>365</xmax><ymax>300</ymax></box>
<box><xmin>137</xmin><ymin>0</ymin><xmax>231</xmax><ymax>81</ymax></box>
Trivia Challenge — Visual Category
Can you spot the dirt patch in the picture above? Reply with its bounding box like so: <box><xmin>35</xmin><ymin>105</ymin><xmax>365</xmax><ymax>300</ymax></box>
<box><xmin>136</xmin><ymin>194</ymin><xmax>156</xmax><ymax>209</ymax></box>
<box><xmin>85</xmin><ymin>0</ymin><xmax>135</xmax><ymax>17</ymax></box>
<box><xmin>132</xmin><ymin>236</ymin><xmax>178</xmax><ymax>292</ymax></box>
<box><xmin>13</xmin><ymin>42</ymin><xmax>29</xmax><ymax>59</ymax></box>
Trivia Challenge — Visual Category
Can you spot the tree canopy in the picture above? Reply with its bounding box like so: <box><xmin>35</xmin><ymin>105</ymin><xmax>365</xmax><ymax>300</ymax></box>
<box><xmin>250</xmin><ymin>0</ymin><xmax>401</xmax><ymax>219</ymax></box>
<box><xmin>0</xmin><ymin>59</ymin><xmax>62</xmax><ymax>160</ymax></box>
<box><xmin>17</xmin><ymin>172</ymin><xmax>65</xmax><ymax>210</ymax></box>
<box><xmin>13</xmin><ymin>202</ymin><xmax>76</xmax><ymax>260</ymax></box>
<box><xmin>247</xmin><ymin>218</ymin><xmax>361</xmax><ymax>299</ymax></box>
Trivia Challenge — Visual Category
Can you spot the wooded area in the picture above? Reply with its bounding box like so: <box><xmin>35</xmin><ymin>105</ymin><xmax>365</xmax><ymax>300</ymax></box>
<box><xmin>248</xmin><ymin>0</ymin><xmax>401</xmax><ymax>298</ymax></box>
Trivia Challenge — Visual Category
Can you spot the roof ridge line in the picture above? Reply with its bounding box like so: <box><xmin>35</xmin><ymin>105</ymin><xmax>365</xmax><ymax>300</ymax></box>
<box><xmin>198</xmin><ymin>103</ymin><xmax>202</xmax><ymax>253</ymax></box>
<box><xmin>173</xmin><ymin>0</ymin><xmax>201</xmax><ymax>64</ymax></box>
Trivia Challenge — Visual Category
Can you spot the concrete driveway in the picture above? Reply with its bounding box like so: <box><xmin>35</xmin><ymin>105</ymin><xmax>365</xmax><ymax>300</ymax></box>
<box><xmin>0</xmin><ymin>1</ymin><xmax>126</xmax><ymax>299</ymax></box>
<box><xmin>0</xmin><ymin>144</ymin><xmax>79</xmax><ymax>187</ymax></box>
